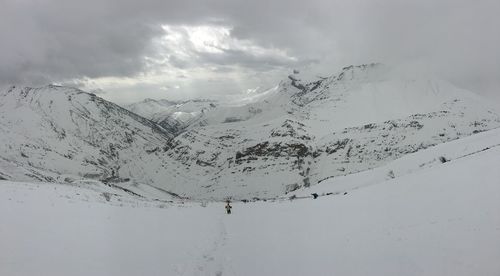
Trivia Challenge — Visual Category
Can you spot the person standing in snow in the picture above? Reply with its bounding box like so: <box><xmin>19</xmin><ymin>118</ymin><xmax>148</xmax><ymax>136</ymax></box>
<box><xmin>225</xmin><ymin>201</ymin><xmax>232</xmax><ymax>214</ymax></box>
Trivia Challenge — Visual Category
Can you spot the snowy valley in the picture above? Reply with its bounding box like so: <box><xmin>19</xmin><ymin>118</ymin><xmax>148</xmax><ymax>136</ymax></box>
<box><xmin>1</xmin><ymin>63</ymin><xmax>500</xmax><ymax>275</ymax></box>
<box><xmin>1</xmin><ymin>64</ymin><xmax>500</xmax><ymax>200</ymax></box>
<box><xmin>4</xmin><ymin>0</ymin><xmax>500</xmax><ymax>274</ymax></box>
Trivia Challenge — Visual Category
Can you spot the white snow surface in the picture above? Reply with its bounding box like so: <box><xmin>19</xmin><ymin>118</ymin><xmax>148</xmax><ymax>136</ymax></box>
<box><xmin>2</xmin><ymin>127</ymin><xmax>500</xmax><ymax>276</ymax></box>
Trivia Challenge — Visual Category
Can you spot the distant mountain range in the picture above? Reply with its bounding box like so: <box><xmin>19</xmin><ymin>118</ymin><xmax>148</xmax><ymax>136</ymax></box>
<box><xmin>126</xmin><ymin>98</ymin><xmax>218</xmax><ymax>135</ymax></box>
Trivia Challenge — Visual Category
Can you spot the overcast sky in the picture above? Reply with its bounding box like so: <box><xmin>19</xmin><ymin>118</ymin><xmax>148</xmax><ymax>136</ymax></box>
<box><xmin>1</xmin><ymin>0</ymin><xmax>499</xmax><ymax>104</ymax></box>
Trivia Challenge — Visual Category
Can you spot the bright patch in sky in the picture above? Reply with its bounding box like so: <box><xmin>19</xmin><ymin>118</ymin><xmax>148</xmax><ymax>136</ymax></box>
<box><xmin>72</xmin><ymin>24</ymin><xmax>296</xmax><ymax>104</ymax></box>
<box><xmin>182</xmin><ymin>25</ymin><xmax>229</xmax><ymax>54</ymax></box>
<box><xmin>159</xmin><ymin>24</ymin><xmax>297</xmax><ymax>63</ymax></box>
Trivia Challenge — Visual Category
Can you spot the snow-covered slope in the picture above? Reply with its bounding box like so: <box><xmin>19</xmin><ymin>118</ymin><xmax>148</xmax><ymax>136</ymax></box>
<box><xmin>0</xmin><ymin>85</ymin><xmax>176</xmax><ymax>197</ymax></box>
<box><xmin>2</xmin><ymin>64</ymin><xmax>500</xmax><ymax>200</ymax></box>
<box><xmin>2</xmin><ymin>126</ymin><xmax>500</xmax><ymax>276</ymax></box>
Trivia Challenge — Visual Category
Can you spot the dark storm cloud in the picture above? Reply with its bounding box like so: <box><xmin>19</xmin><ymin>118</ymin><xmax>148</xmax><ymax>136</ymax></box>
<box><xmin>1</xmin><ymin>0</ymin><xmax>499</xmax><ymax>99</ymax></box>
<box><xmin>0</xmin><ymin>1</ymin><xmax>167</xmax><ymax>84</ymax></box>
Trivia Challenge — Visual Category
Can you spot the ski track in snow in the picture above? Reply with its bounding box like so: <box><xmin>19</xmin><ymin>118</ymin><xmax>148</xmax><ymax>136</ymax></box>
<box><xmin>174</xmin><ymin>212</ymin><xmax>233</xmax><ymax>276</ymax></box>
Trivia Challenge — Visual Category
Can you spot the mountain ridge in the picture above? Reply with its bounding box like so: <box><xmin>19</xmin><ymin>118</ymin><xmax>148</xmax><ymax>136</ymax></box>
<box><xmin>1</xmin><ymin>64</ymin><xmax>500</xmax><ymax>200</ymax></box>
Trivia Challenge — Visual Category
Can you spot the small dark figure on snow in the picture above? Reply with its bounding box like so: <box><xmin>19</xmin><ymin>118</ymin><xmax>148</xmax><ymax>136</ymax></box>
<box><xmin>225</xmin><ymin>201</ymin><xmax>232</xmax><ymax>214</ymax></box>
<box><xmin>311</xmin><ymin>193</ymin><xmax>319</xmax><ymax>199</ymax></box>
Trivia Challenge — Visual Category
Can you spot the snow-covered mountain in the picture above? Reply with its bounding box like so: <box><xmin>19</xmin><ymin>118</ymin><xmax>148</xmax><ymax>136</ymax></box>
<box><xmin>125</xmin><ymin>98</ymin><xmax>218</xmax><ymax>135</ymax></box>
<box><xmin>126</xmin><ymin>98</ymin><xmax>179</xmax><ymax>119</ymax></box>
<box><xmin>134</xmin><ymin>63</ymin><xmax>500</xmax><ymax>199</ymax></box>
<box><xmin>0</xmin><ymin>85</ymin><xmax>180</xmax><ymax>198</ymax></box>
<box><xmin>2</xmin><ymin>64</ymin><xmax>500</xmax><ymax>200</ymax></box>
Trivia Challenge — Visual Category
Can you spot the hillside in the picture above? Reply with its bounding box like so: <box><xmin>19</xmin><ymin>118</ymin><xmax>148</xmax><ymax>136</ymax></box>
<box><xmin>0</xmin><ymin>85</ymin><xmax>177</xmax><ymax>198</ymax></box>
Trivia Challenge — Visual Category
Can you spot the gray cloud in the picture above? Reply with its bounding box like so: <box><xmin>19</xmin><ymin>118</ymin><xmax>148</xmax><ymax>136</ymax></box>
<box><xmin>195</xmin><ymin>48</ymin><xmax>301</xmax><ymax>70</ymax></box>
<box><xmin>1</xmin><ymin>0</ymin><xmax>499</xmax><ymax>101</ymax></box>
<box><xmin>0</xmin><ymin>0</ymin><xmax>165</xmax><ymax>84</ymax></box>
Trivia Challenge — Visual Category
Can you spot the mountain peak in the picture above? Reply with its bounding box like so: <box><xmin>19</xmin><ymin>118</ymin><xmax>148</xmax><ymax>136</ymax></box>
<box><xmin>341</xmin><ymin>62</ymin><xmax>381</xmax><ymax>72</ymax></box>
